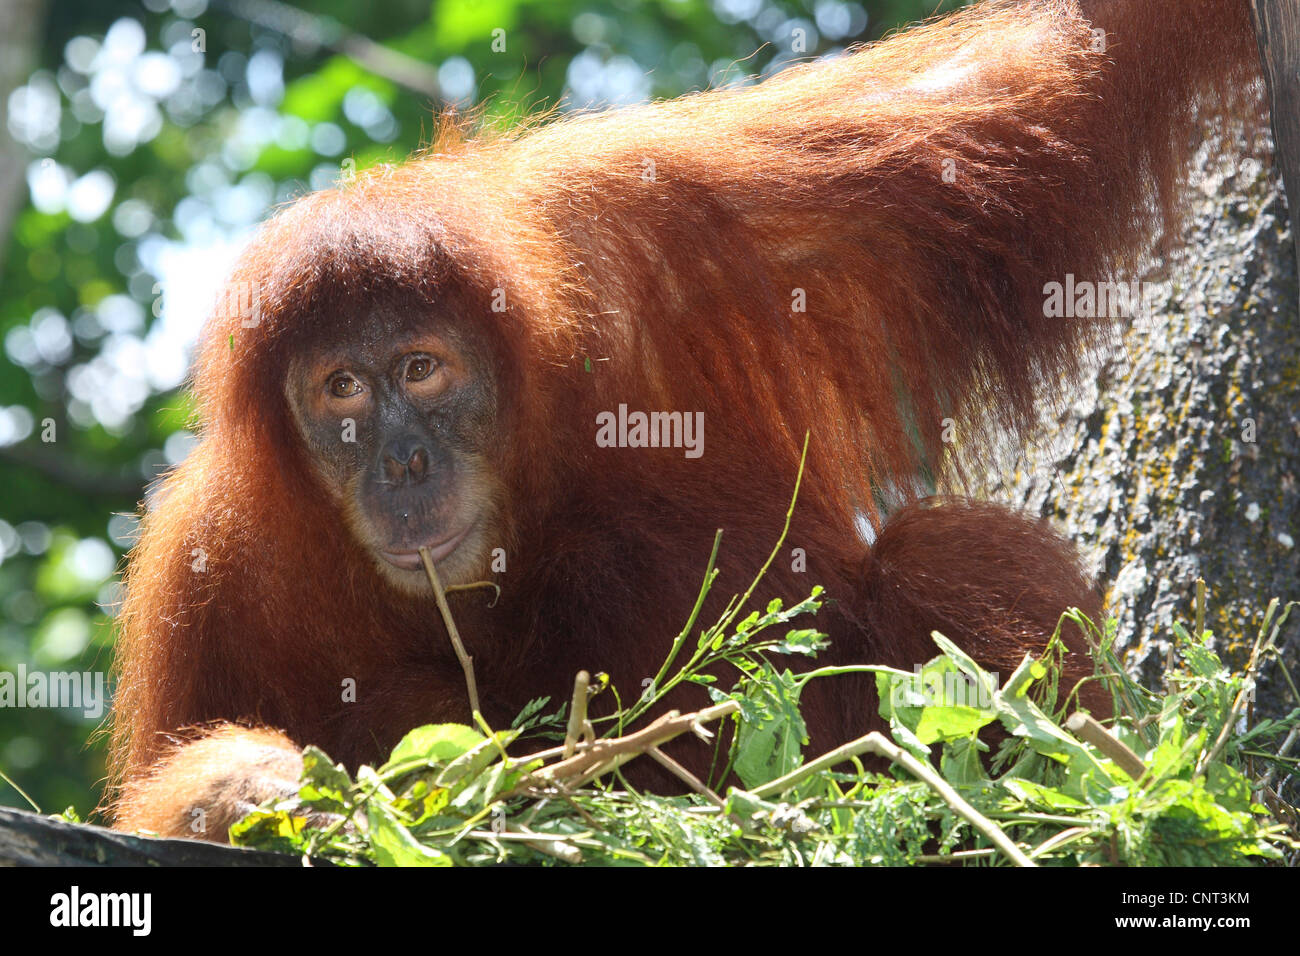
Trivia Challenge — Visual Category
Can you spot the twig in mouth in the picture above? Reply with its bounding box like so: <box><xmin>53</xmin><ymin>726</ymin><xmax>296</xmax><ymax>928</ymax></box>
<box><xmin>419</xmin><ymin>546</ymin><xmax>481</xmax><ymax>717</ymax></box>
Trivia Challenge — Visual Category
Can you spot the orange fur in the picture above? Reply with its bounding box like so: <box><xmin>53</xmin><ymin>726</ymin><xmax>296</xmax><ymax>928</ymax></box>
<box><xmin>112</xmin><ymin>726</ymin><xmax>302</xmax><ymax>839</ymax></box>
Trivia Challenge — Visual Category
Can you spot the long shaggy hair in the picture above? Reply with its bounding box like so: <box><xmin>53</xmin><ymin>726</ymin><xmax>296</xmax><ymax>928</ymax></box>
<box><xmin>110</xmin><ymin>0</ymin><xmax>1263</xmax><ymax>827</ymax></box>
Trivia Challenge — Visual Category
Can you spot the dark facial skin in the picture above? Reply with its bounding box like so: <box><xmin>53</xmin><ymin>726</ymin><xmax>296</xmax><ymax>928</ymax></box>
<box><xmin>284</xmin><ymin>309</ymin><xmax>502</xmax><ymax>594</ymax></box>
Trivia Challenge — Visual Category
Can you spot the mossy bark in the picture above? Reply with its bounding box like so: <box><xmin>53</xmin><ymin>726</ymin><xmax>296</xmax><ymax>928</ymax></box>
<box><xmin>981</xmin><ymin>150</ymin><xmax>1300</xmax><ymax>714</ymax></box>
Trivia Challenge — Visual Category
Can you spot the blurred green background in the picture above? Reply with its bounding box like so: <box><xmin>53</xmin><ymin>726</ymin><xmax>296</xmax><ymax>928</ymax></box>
<box><xmin>0</xmin><ymin>0</ymin><xmax>968</xmax><ymax>819</ymax></box>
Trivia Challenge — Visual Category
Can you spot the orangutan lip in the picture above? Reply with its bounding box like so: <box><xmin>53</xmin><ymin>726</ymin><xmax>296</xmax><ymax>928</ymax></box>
<box><xmin>380</xmin><ymin>523</ymin><xmax>473</xmax><ymax>571</ymax></box>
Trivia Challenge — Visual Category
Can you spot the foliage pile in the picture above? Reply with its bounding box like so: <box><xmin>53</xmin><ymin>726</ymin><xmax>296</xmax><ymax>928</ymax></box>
<box><xmin>229</xmin><ymin>529</ymin><xmax>1300</xmax><ymax>866</ymax></box>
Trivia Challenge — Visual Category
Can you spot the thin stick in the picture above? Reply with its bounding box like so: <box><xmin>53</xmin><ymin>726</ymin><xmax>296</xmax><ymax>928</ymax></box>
<box><xmin>1260</xmin><ymin>725</ymin><xmax>1300</xmax><ymax>790</ymax></box>
<box><xmin>1065</xmin><ymin>712</ymin><xmax>1148</xmax><ymax>782</ymax></box>
<box><xmin>633</xmin><ymin>433</ymin><xmax>811</xmax><ymax>727</ymax></box>
<box><xmin>526</xmin><ymin>839</ymin><xmax>583</xmax><ymax>864</ymax></box>
<box><xmin>729</xmin><ymin>433</ymin><xmax>810</xmax><ymax>630</ymax></box>
<box><xmin>751</xmin><ymin>730</ymin><xmax>1034</xmax><ymax>867</ymax></box>
<box><xmin>752</xmin><ymin>733</ymin><xmax>888</xmax><ymax>798</ymax></box>
<box><xmin>645</xmin><ymin>530</ymin><xmax>724</xmax><ymax>706</ymax></box>
<box><xmin>1195</xmin><ymin>578</ymin><xmax>1207</xmax><ymax>636</ymax></box>
<box><xmin>519</xmin><ymin>700</ymin><xmax>740</xmax><ymax>791</ymax></box>
<box><xmin>1194</xmin><ymin>604</ymin><xmax>1290</xmax><ymax>778</ymax></box>
<box><xmin>468</xmin><ymin>829</ymin><xmax>585</xmax><ymax>863</ymax></box>
<box><xmin>444</xmin><ymin>580</ymin><xmax>501</xmax><ymax>607</ymax></box>
<box><xmin>564</xmin><ymin>671</ymin><xmax>591</xmax><ymax>759</ymax></box>
<box><xmin>0</xmin><ymin>768</ymin><xmax>39</xmax><ymax>813</ymax></box>
<box><xmin>1029</xmin><ymin>825</ymin><xmax>1093</xmax><ymax>860</ymax></box>
<box><xmin>915</xmin><ymin>848</ymin><xmax>997</xmax><ymax>863</ymax></box>
<box><xmin>419</xmin><ymin>547</ymin><xmax>480</xmax><ymax>717</ymax></box>
<box><xmin>466</xmin><ymin>829</ymin><xmax>589</xmax><ymax>843</ymax></box>
<box><xmin>648</xmin><ymin>746</ymin><xmax>727</xmax><ymax>809</ymax></box>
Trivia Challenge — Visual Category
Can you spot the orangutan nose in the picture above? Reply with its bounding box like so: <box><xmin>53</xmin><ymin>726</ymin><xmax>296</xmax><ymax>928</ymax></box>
<box><xmin>382</xmin><ymin>440</ymin><xmax>430</xmax><ymax>485</ymax></box>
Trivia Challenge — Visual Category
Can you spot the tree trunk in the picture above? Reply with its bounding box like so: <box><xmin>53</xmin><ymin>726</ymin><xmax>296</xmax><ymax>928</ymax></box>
<box><xmin>983</xmin><ymin>138</ymin><xmax>1300</xmax><ymax>717</ymax></box>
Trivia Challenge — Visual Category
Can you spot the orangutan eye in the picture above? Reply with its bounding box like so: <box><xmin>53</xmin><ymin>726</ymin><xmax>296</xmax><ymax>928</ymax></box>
<box><xmin>406</xmin><ymin>355</ymin><xmax>438</xmax><ymax>382</ymax></box>
<box><xmin>328</xmin><ymin>373</ymin><xmax>363</xmax><ymax>398</ymax></box>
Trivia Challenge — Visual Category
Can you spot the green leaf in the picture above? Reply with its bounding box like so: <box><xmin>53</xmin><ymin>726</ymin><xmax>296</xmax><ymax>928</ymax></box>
<box><xmin>1203</xmin><ymin>761</ymin><xmax>1253</xmax><ymax>812</ymax></box>
<box><xmin>875</xmin><ymin>652</ymin><xmax>995</xmax><ymax>744</ymax></box>
<box><xmin>939</xmin><ymin>737</ymin><xmax>990</xmax><ymax>787</ymax></box>
<box><xmin>1001</xmin><ymin>777</ymin><xmax>1088</xmax><ymax>810</ymax></box>
<box><xmin>435</xmin><ymin>730</ymin><xmax>519</xmax><ymax>792</ymax></box>
<box><xmin>229</xmin><ymin>809</ymin><xmax>310</xmax><ymax>854</ymax></box>
<box><xmin>380</xmin><ymin>724</ymin><xmax>485</xmax><ymax>773</ymax></box>
<box><xmin>915</xmin><ymin>705</ymin><xmax>995</xmax><ymax>743</ymax></box>
<box><xmin>773</xmin><ymin>628</ymin><xmax>830</xmax><ymax>655</ymax></box>
<box><xmin>510</xmin><ymin>696</ymin><xmax>552</xmax><ymax>729</ymax></box>
<box><xmin>733</xmin><ymin>667</ymin><xmax>808</xmax><ymax>789</ymax></box>
<box><xmin>366</xmin><ymin>802</ymin><xmax>452</xmax><ymax>867</ymax></box>
<box><xmin>298</xmin><ymin>746</ymin><xmax>352</xmax><ymax>813</ymax></box>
